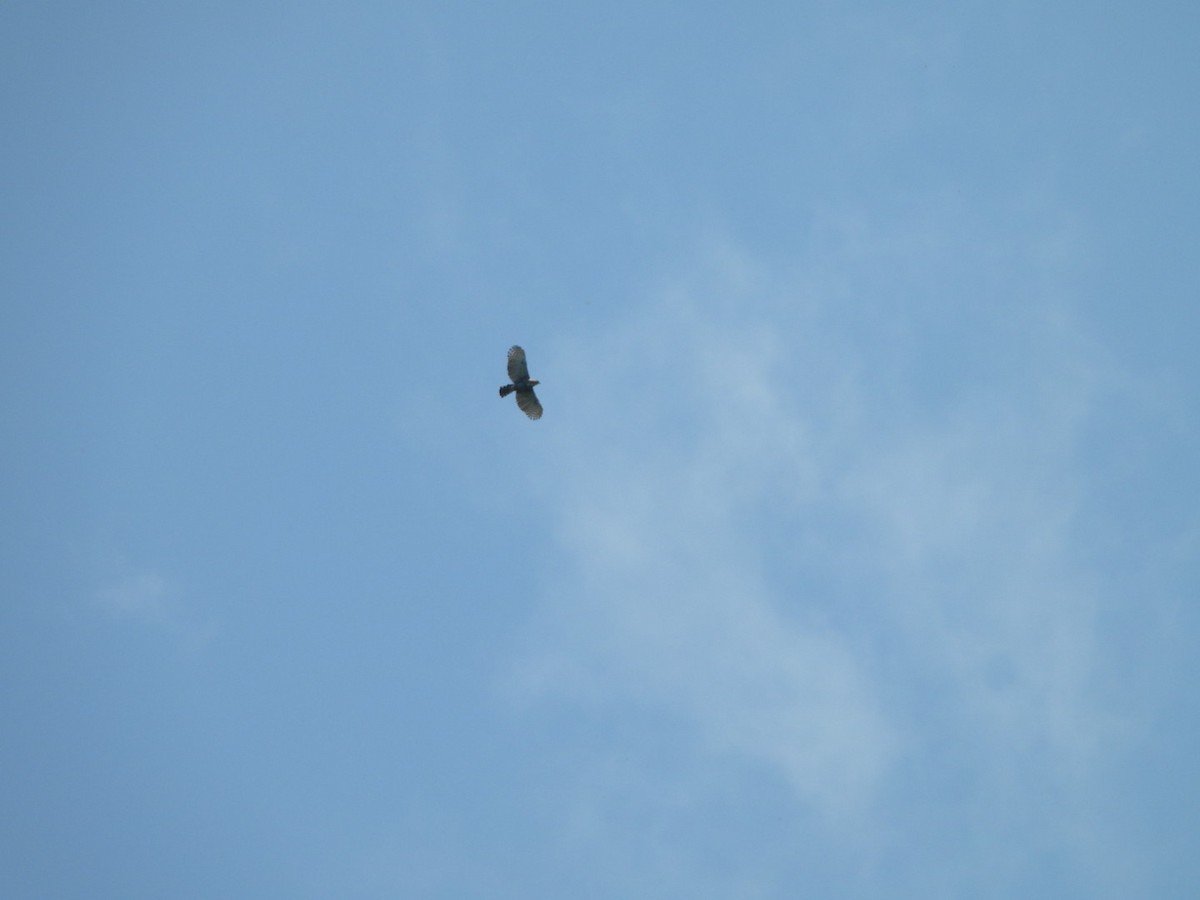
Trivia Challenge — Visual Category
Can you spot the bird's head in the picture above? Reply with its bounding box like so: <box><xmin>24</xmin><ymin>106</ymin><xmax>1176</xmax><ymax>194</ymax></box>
<box><xmin>528</xmin><ymin>379</ymin><xmax>540</xmax><ymax>387</ymax></box>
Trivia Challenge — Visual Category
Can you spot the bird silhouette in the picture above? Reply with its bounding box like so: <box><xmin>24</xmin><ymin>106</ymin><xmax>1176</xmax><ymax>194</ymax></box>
<box><xmin>499</xmin><ymin>345</ymin><xmax>542</xmax><ymax>420</ymax></box>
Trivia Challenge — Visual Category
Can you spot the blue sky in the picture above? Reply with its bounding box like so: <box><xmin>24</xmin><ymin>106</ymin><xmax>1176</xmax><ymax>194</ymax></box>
<box><xmin>3</xmin><ymin>2</ymin><xmax>1198</xmax><ymax>897</ymax></box>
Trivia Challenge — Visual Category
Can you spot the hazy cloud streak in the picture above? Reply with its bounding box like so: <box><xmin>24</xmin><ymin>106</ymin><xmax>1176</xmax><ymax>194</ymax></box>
<box><xmin>510</xmin><ymin>201</ymin><xmax>1145</xmax><ymax>891</ymax></box>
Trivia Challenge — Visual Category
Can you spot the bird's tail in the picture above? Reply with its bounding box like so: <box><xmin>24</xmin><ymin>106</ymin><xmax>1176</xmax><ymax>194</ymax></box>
<box><xmin>499</xmin><ymin>384</ymin><xmax>516</xmax><ymax>398</ymax></box>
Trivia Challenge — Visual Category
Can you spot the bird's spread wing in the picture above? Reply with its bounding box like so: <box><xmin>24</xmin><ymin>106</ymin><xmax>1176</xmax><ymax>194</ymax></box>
<box><xmin>516</xmin><ymin>388</ymin><xmax>543</xmax><ymax>420</ymax></box>
<box><xmin>507</xmin><ymin>345</ymin><xmax>530</xmax><ymax>383</ymax></box>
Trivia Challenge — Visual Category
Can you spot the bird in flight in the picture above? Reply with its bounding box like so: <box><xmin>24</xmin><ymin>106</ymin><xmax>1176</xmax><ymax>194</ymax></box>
<box><xmin>499</xmin><ymin>345</ymin><xmax>542</xmax><ymax>420</ymax></box>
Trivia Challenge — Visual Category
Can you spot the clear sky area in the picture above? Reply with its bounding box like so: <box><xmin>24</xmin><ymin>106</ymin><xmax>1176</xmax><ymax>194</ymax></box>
<box><xmin>3</xmin><ymin>3</ymin><xmax>1198</xmax><ymax>897</ymax></box>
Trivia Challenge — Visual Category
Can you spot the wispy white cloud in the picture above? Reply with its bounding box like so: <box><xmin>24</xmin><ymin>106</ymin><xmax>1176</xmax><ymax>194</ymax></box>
<box><xmin>513</xmin><ymin>304</ymin><xmax>899</xmax><ymax>818</ymax></box>
<box><xmin>505</xmin><ymin>198</ymin><xmax>1155</xmax><ymax>893</ymax></box>
<box><xmin>95</xmin><ymin>570</ymin><xmax>175</xmax><ymax>622</ymax></box>
<box><xmin>93</xmin><ymin>566</ymin><xmax>214</xmax><ymax>649</ymax></box>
